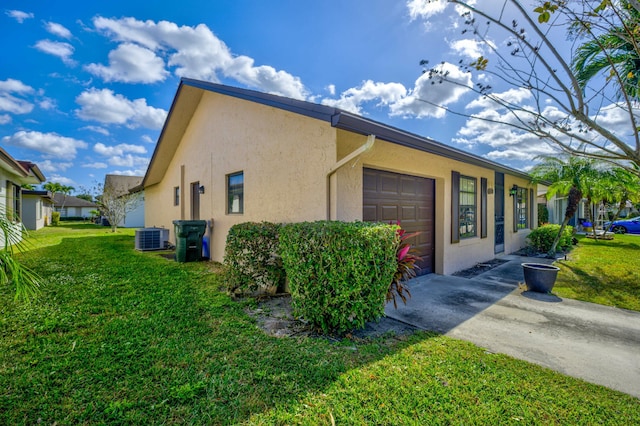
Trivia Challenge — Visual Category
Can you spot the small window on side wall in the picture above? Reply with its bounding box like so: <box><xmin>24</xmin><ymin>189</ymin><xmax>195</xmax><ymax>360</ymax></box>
<box><xmin>174</xmin><ymin>186</ymin><xmax>180</xmax><ymax>206</ymax></box>
<box><xmin>227</xmin><ymin>172</ymin><xmax>244</xmax><ymax>214</ymax></box>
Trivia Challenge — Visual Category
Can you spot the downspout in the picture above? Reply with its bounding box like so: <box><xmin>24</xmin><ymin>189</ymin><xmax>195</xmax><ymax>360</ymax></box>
<box><xmin>326</xmin><ymin>134</ymin><xmax>376</xmax><ymax>220</ymax></box>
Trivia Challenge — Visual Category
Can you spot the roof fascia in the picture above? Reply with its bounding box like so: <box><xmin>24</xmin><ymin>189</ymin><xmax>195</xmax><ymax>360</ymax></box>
<box><xmin>332</xmin><ymin>112</ymin><xmax>532</xmax><ymax>181</ymax></box>
<box><xmin>0</xmin><ymin>147</ymin><xmax>29</xmax><ymax>178</ymax></box>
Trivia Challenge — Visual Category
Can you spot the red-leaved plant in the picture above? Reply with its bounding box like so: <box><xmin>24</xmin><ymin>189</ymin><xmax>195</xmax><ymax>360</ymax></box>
<box><xmin>387</xmin><ymin>221</ymin><xmax>422</xmax><ymax>308</ymax></box>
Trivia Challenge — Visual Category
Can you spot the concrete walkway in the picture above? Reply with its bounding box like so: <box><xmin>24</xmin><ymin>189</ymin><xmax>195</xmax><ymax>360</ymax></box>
<box><xmin>385</xmin><ymin>255</ymin><xmax>640</xmax><ymax>398</ymax></box>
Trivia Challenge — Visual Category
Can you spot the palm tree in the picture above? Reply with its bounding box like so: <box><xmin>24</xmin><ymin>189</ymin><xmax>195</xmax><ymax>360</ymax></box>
<box><xmin>530</xmin><ymin>156</ymin><xmax>602</xmax><ymax>255</ymax></box>
<box><xmin>572</xmin><ymin>1</ymin><xmax>640</xmax><ymax>100</ymax></box>
<box><xmin>0</xmin><ymin>207</ymin><xmax>41</xmax><ymax>301</ymax></box>
<box><xmin>600</xmin><ymin>168</ymin><xmax>640</xmax><ymax>236</ymax></box>
<box><xmin>44</xmin><ymin>182</ymin><xmax>75</xmax><ymax>212</ymax></box>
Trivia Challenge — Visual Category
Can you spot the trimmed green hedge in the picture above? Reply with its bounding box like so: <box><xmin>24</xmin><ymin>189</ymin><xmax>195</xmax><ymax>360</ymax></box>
<box><xmin>51</xmin><ymin>211</ymin><xmax>60</xmax><ymax>226</ymax></box>
<box><xmin>279</xmin><ymin>221</ymin><xmax>398</xmax><ymax>334</ymax></box>
<box><xmin>527</xmin><ymin>224</ymin><xmax>574</xmax><ymax>253</ymax></box>
<box><xmin>224</xmin><ymin>222</ymin><xmax>285</xmax><ymax>296</ymax></box>
<box><xmin>60</xmin><ymin>216</ymin><xmax>89</xmax><ymax>221</ymax></box>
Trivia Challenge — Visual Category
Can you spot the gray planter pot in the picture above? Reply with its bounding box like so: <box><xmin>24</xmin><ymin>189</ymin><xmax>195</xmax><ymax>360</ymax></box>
<box><xmin>522</xmin><ymin>263</ymin><xmax>560</xmax><ymax>293</ymax></box>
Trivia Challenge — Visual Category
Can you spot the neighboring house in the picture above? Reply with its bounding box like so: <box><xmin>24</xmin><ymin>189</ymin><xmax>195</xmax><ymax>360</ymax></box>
<box><xmin>103</xmin><ymin>174</ymin><xmax>145</xmax><ymax>228</ymax></box>
<box><xmin>21</xmin><ymin>190</ymin><xmax>54</xmax><ymax>230</ymax></box>
<box><xmin>53</xmin><ymin>194</ymin><xmax>98</xmax><ymax>218</ymax></box>
<box><xmin>142</xmin><ymin>79</ymin><xmax>538</xmax><ymax>275</ymax></box>
<box><xmin>0</xmin><ymin>147</ymin><xmax>46</xmax><ymax>244</ymax></box>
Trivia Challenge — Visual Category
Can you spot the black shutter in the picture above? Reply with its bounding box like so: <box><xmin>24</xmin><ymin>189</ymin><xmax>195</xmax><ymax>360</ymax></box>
<box><xmin>481</xmin><ymin>177</ymin><xmax>488</xmax><ymax>238</ymax></box>
<box><xmin>513</xmin><ymin>186</ymin><xmax>518</xmax><ymax>233</ymax></box>
<box><xmin>451</xmin><ymin>171</ymin><xmax>460</xmax><ymax>243</ymax></box>
<box><xmin>530</xmin><ymin>188</ymin><xmax>535</xmax><ymax>229</ymax></box>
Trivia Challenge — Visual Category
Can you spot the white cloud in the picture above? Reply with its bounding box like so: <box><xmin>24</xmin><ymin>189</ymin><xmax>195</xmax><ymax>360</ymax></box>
<box><xmin>141</xmin><ymin>135</ymin><xmax>154</xmax><ymax>143</ymax></box>
<box><xmin>34</xmin><ymin>39</ymin><xmax>76</xmax><ymax>65</ymax></box>
<box><xmin>326</xmin><ymin>84</ymin><xmax>336</xmax><ymax>96</ymax></box>
<box><xmin>93</xmin><ymin>142</ymin><xmax>147</xmax><ymax>156</ymax></box>
<box><xmin>390</xmin><ymin>62</ymin><xmax>473</xmax><ymax>118</ymax></box>
<box><xmin>39</xmin><ymin>98</ymin><xmax>56</xmax><ymax>110</ymax></box>
<box><xmin>6</xmin><ymin>10</ymin><xmax>33</xmax><ymax>23</ymax></box>
<box><xmin>75</xmin><ymin>88</ymin><xmax>167</xmax><ymax>129</ymax></box>
<box><xmin>44</xmin><ymin>21</ymin><xmax>72</xmax><ymax>39</ymax></box>
<box><xmin>0</xmin><ymin>78</ymin><xmax>35</xmax><ymax>115</ymax></box>
<box><xmin>85</xmin><ymin>43</ymin><xmax>168</xmax><ymax>84</ymax></box>
<box><xmin>450</xmin><ymin>88</ymin><xmax>638</xmax><ymax>163</ymax></box>
<box><xmin>322</xmin><ymin>80</ymin><xmax>407</xmax><ymax>114</ymax></box>
<box><xmin>91</xmin><ymin>17</ymin><xmax>308</xmax><ymax>98</ymax></box>
<box><xmin>449</xmin><ymin>39</ymin><xmax>484</xmax><ymax>59</ymax></box>
<box><xmin>107</xmin><ymin>154</ymin><xmax>150</xmax><ymax>168</ymax></box>
<box><xmin>406</xmin><ymin>0</ymin><xmax>448</xmax><ymax>20</ymax></box>
<box><xmin>0</xmin><ymin>79</ymin><xmax>34</xmax><ymax>94</ymax></box>
<box><xmin>82</xmin><ymin>162</ymin><xmax>108</xmax><ymax>169</ymax></box>
<box><xmin>0</xmin><ymin>114</ymin><xmax>10</xmax><ymax>124</ymax></box>
<box><xmin>465</xmin><ymin>87</ymin><xmax>533</xmax><ymax>110</ymax></box>
<box><xmin>225</xmin><ymin>56</ymin><xmax>307</xmax><ymax>99</ymax></box>
<box><xmin>80</xmin><ymin>125</ymin><xmax>110</xmax><ymax>135</ymax></box>
<box><xmin>110</xmin><ymin>168</ymin><xmax>148</xmax><ymax>176</ymax></box>
<box><xmin>46</xmin><ymin>174</ymin><xmax>76</xmax><ymax>186</ymax></box>
<box><xmin>1</xmin><ymin>130</ymin><xmax>88</xmax><ymax>158</ymax></box>
<box><xmin>37</xmin><ymin>159</ymin><xmax>73</xmax><ymax>173</ymax></box>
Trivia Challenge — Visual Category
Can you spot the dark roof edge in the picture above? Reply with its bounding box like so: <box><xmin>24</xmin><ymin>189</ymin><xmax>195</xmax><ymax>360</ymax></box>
<box><xmin>180</xmin><ymin>78</ymin><xmax>339</xmax><ymax>122</ymax></box>
<box><xmin>141</xmin><ymin>79</ymin><xmax>192</xmax><ymax>188</ymax></box>
<box><xmin>144</xmin><ymin>79</ymin><xmax>532</xmax><ymax>188</ymax></box>
<box><xmin>186</xmin><ymin>79</ymin><xmax>532</xmax><ymax>180</ymax></box>
<box><xmin>0</xmin><ymin>147</ymin><xmax>29</xmax><ymax>177</ymax></box>
<box><xmin>332</xmin><ymin>112</ymin><xmax>532</xmax><ymax>180</ymax></box>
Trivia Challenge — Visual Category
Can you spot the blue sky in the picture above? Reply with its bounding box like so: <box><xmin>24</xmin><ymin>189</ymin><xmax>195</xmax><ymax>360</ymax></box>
<box><xmin>0</xmin><ymin>0</ymin><xmax>624</xmax><ymax>193</ymax></box>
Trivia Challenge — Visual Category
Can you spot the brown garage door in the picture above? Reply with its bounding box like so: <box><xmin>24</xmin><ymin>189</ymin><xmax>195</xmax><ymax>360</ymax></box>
<box><xmin>363</xmin><ymin>168</ymin><xmax>435</xmax><ymax>275</ymax></box>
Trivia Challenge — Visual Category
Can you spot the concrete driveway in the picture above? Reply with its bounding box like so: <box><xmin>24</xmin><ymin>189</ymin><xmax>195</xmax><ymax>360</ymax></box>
<box><xmin>385</xmin><ymin>255</ymin><xmax>640</xmax><ymax>398</ymax></box>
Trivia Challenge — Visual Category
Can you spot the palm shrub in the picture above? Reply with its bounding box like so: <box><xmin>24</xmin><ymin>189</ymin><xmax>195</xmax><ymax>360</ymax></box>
<box><xmin>51</xmin><ymin>211</ymin><xmax>60</xmax><ymax>226</ymax></box>
<box><xmin>279</xmin><ymin>221</ymin><xmax>397</xmax><ymax>334</ymax></box>
<box><xmin>0</xmin><ymin>209</ymin><xmax>41</xmax><ymax>300</ymax></box>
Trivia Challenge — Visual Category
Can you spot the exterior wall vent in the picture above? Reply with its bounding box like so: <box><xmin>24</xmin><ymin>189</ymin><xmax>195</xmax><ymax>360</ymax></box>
<box><xmin>135</xmin><ymin>227</ymin><xmax>169</xmax><ymax>251</ymax></box>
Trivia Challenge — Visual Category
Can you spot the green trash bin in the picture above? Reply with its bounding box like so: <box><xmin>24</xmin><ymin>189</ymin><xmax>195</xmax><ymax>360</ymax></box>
<box><xmin>173</xmin><ymin>220</ymin><xmax>207</xmax><ymax>262</ymax></box>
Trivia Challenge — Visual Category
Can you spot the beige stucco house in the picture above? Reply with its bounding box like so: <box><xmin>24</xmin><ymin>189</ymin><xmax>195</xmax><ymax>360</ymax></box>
<box><xmin>142</xmin><ymin>78</ymin><xmax>537</xmax><ymax>275</ymax></box>
<box><xmin>22</xmin><ymin>190</ymin><xmax>54</xmax><ymax>230</ymax></box>
<box><xmin>0</xmin><ymin>148</ymin><xmax>46</xmax><ymax>243</ymax></box>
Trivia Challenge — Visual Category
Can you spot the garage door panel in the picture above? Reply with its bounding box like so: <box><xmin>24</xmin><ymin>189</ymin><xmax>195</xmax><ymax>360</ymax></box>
<box><xmin>363</xmin><ymin>205</ymin><xmax>377</xmax><ymax>222</ymax></box>
<box><xmin>380</xmin><ymin>175</ymin><xmax>399</xmax><ymax>194</ymax></box>
<box><xmin>401</xmin><ymin>205</ymin><xmax>416</xmax><ymax>221</ymax></box>
<box><xmin>401</xmin><ymin>178</ymin><xmax>416</xmax><ymax>196</ymax></box>
<box><xmin>381</xmin><ymin>205</ymin><xmax>399</xmax><ymax>221</ymax></box>
<box><xmin>363</xmin><ymin>168</ymin><xmax>435</xmax><ymax>275</ymax></box>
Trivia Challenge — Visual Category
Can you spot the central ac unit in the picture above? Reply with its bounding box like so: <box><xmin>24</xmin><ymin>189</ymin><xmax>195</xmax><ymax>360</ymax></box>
<box><xmin>135</xmin><ymin>227</ymin><xmax>169</xmax><ymax>251</ymax></box>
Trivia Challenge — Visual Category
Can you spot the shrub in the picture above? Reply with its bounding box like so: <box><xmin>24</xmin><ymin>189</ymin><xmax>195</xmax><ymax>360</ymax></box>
<box><xmin>51</xmin><ymin>211</ymin><xmax>60</xmax><ymax>226</ymax></box>
<box><xmin>527</xmin><ymin>224</ymin><xmax>574</xmax><ymax>253</ymax></box>
<box><xmin>60</xmin><ymin>216</ymin><xmax>87</xmax><ymax>221</ymax></box>
<box><xmin>538</xmin><ymin>204</ymin><xmax>549</xmax><ymax>227</ymax></box>
<box><xmin>279</xmin><ymin>221</ymin><xmax>398</xmax><ymax>334</ymax></box>
<box><xmin>224</xmin><ymin>222</ymin><xmax>285</xmax><ymax>296</ymax></box>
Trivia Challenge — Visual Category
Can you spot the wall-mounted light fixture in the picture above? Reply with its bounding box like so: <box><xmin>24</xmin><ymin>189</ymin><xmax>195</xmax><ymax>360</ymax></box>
<box><xmin>198</xmin><ymin>185</ymin><xmax>205</xmax><ymax>194</ymax></box>
<box><xmin>509</xmin><ymin>184</ymin><xmax>518</xmax><ymax>197</ymax></box>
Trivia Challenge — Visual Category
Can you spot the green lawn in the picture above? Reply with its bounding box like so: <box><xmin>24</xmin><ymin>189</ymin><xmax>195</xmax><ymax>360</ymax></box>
<box><xmin>554</xmin><ymin>234</ymin><xmax>640</xmax><ymax>311</ymax></box>
<box><xmin>1</xmin><ymin>223</ymin><xmax>638</xmax><ymax>424</ymax></box>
